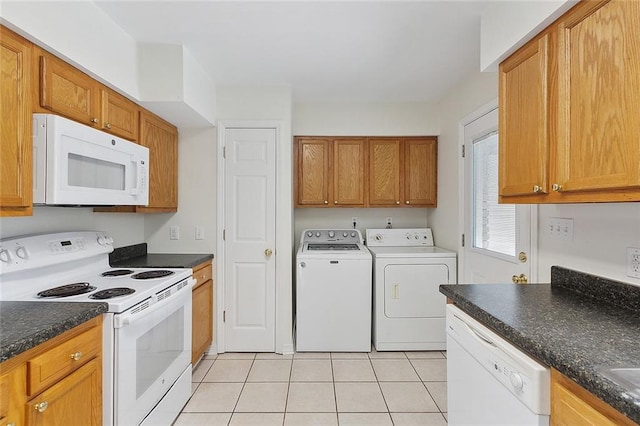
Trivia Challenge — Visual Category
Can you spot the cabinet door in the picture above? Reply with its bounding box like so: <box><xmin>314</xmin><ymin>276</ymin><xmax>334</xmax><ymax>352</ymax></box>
<box><xmin>37</xmin><ymin>50</ymin><xmax>100</xmax><ymax>127</ymax></box>
<box><xmin>555</xmin><ymin>0</ymin><xmax>640</xmax><ymax>194</ymax></box>
<box><xmin>139</xmin><ymin>110</ymin><xmax>178</xmax><ymax>211</ymax></box>
<box><xmin>26</xmin><ymin>358</ymin><xmax>101</xmax><ymax>426</ymax></box>
<box><xmin>101</xmin><ymin>88</ymin><xmax>139</xmax><ymax>141</ymax></box>
<box><xmin>0</xmin><ymin>365</ymin><xmax>27</xmax><ymax>426</ymax></box>
<box><xmin>295</xmin><ymin>137</ymin><xmax>331</xmax><ymax>206</ymax></box>
<box><xmin>404</xmin><ymin>138</ymin><xmax>437</xmax><ymax>207</ymax></box>
<box><xmin>369</xmin><ymin>139</ymin><xmax>401</xmax><ymax>206</ymax></box>
<box><xmin>192</xmin><ymin>279</ymin><xmax>213</xmax><ymax>365</ymax></box>
<box><xmin>333</xmin><ymin>139</ymin><xmax>366</xmax><ymax>206</ymax></box>
<box><xmin>0</xmin><ymin>27</ymin><xmax>32</xmax><ymax>216</ymax></box>
<box><xmin>499</xmin><ymin>33</ymin><xmax>551</xmax><ymax>198</ymax></box>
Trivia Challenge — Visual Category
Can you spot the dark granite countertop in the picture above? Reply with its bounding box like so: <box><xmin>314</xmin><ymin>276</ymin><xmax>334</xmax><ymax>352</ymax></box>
<box><xmin>440</xmin><ymin>267</ymin><xmax>640</xmax><ymax>424</ymax></box>
<box><xmin>0</xmin><ymin>301</ymin><xmax>108</xmax><ymax>363</ymax></box>
<box><xmin>109</xmin><ymin>243</ymin><xmax>213</xmax><ymax>269</ymax></box>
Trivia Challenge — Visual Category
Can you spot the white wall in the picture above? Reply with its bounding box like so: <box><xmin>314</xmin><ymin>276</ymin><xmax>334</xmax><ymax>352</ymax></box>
<box><xmin>145</xmin><ymin>127</ymin><xmax>217</xmax><ymax>254</ymax></box>
<box><xmin>0</xmin><ymin>207</ymin><xmax>144</xmax><ymax>247</ymax></box>
<box><xmin>429</xmin><ymin>71</ymin><xmax>498</xmax><ymax>252</ymax></box>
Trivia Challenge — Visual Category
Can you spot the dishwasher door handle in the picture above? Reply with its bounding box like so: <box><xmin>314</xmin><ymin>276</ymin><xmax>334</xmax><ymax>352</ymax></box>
<box><xmin>454</xmin><ymin>314</ymin><xmax>496</xmax><ymax>347</ymax></box>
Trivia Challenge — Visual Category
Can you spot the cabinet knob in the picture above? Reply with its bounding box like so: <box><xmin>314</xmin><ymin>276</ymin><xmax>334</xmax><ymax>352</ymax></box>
<box><xmin>104</xmin><ymin>122</ymin><xmax>112</xmax><ymax>130</ymax></box>
<box><xmin>552</xmin><ymin>183</ymin><xmax>563</xmax><ymax>192</ymax></box>
<box><xmin>324</xmin><ymin>200</ymin><xmax>328</xmax><ymax>204</ymax></box>
<box><xmin>396</xmin><ymin>201</ymin><xmax>400</xmax><ymax>204</ymax></box>
<box><xmin>34</xmin><ymin>401</ymin><xmax>49</xmax><ymax>413</ymax></box>
<box><xmin>533</xmin><ymin>185</ymin><xmax>541</xmax><ymax>193</ymax></box>
<box><xmin>70</xmin><ymin>351</ymin><xmax>82</xmax><ymax>361</ymax></box>
<box><xmin>405</xmin><ymin>201</ymin><xmax>410</xmax><ymax>205</ymax></box>
<box><xmin>334</xmin><ymin>201</ymin><xmax>337</xmax><ymax>204</ymax></box>
<box><xmin>90</xmin><ymin>118</ymin><xmax>98</xmax><ymax>124</ymax></box>
<box><xmin>201</xmin><ymin>274</ymin><xmax>206</xmax><ymax>280</ymax></box>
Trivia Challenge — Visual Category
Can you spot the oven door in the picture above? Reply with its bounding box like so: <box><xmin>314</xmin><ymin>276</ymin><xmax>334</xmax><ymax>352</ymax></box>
<box><xmin>113</xmin><ymin>281</ymin><xmax>192</xmax><ymax>426</ymax></box>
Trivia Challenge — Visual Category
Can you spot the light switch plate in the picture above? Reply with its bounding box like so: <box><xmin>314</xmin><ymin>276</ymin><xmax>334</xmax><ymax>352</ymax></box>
<box><xmin>627</xmin><ymin>247</ymin><xmax>640</xmax><ymax>279</ymax></box>
<box><xmin>195</xmin><ymin>226</ymin><xmax>205</xmax><ymax>240</ymax></box>
<box><xmin>547</xmin><ymin>217</ymin><xmax>573</xmax><ymax>241</ymax></box>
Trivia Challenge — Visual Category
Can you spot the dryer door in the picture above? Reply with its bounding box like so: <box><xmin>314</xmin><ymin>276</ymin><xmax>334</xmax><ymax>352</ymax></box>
<box><xmin>383</xmin><ymin>263</ymin><xmax>449</xmax><ymax>318</ymax></box>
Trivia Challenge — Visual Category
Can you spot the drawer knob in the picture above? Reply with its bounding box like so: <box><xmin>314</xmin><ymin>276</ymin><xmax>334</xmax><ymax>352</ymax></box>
<box><xmin>405</xmin><ymin>201</ymin><xmax>410</xmax><ymax>205</ymax></box>
<box><xmin>552</xmin><ymin>183</ymin><xmax>563</xmax><ymax>192</ymax></box>
<box><xmin>533</xmin><ymin>185</ymin><xmax>541</xmax><ymax>193</ymax></box>
<box><xmin>324</xmin><ymin>200</ymin><xmax>328</xmax><ymax>204</ymax></box>
<box><xmin>70</xmin><ymin>351</ymin><xmax>83</xmax><ymax>361</ymax></box>
<box><xmin>201</xmin><ymin>274</ymin><xmax>206</xmax><ymax>280</ymax></box>
<box><xmin>35</xmin><ymin>401</ymin><xmax>48</xmax><ymax>413</ymax></box>
<box><xmin>90</xmin><ymin>118</ymin><xmax>98</xmax><ymax>124</ymax></box>
<box><xmin>396</xmin><ymin>201</ymin><xmax>400</xmax><ymax>204</ymax></box>
<box><xmin>104</xmin><ymin>122</ymin><xmax>112</xmax><ymax>130</ymax></box>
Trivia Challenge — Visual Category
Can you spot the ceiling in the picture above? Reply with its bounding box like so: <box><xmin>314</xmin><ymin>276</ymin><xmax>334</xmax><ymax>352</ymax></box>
<box><xmin>96</xmin><ymin>1</ymin><xmax>488</xmax><ymax>103</ymax></box>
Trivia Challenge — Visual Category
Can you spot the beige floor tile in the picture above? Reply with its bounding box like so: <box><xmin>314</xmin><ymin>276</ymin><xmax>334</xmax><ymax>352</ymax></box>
<box><xmin>443</xmin><ymin>412</ymin><xmax>448</xmax><ymax>421</ymax></box>
<box><xmin>404</xmin><ymin>351</ymin><xmax>445</xmax><ymax>359</ymax></box>
<box><xmin>368</xmin><ymin>350</ymin><xmax>407</xmax><ymax>359</ymax></box>
<box><xmin>334</xmin><ymin>382</ymin><xmax>387</xmax><ymax>413</ymax></box>
<box><xmin>235</xmin><ymin>382</ymin><xmax>289</xmax><ymax>412</ymax></box>
<box><xmin>190</xmin><ymin>382</ymin><xmax>200</xmax><ymax>395</ymax></box>
<box><xmin>338</xmin><ymin>413</ymin><xmax>393</xmax><ymax>425</ymax></box>
<box><xmin>229</xmin><ymin>412</ymin><xmax>285</xmax><ymax>425</ymax></box>
<box><xmin>371</xmin><ymin>359</ymin><xmax>420</xmax><ymax>382</ymax></box>
<box><xmin>379</xmin><ymin>382</ymin><xmax>438</xmax><ymax>412</ymax></box>
<box><xmin>174</xmin><ymin>412</ymin><xmax>232</xmax><ymax>425</ymax></box>
<box><xmin>217</xmin><ymin>352</ymin><xmax>257</xmax><ymax>360</ymax></box>
<box><xmin>247</xmin><ymin>359</ymin><xmax>292</xmax><ymax>382</ymax></box>
<box><xmin>183</xmin><ymin>382</ymin><xmax>243</xmax><ymax>412</ymax></box>
<box><xmin>284</xmin><ymin>412</ymin><xmax>338</xmax><ymax>425</ymax></box>
<box><xmin>291</xmin><ymin>360</ymin><xmax>333</xmax><ymax>382</ymax></box>
<box><xmin>331</xmin><ymin>352</ymin><xmax>369</xmax><ymax>359</ymax></box>
<box><xmin>256</xmin><ymin>352</ymin><xmax>294</xmax><ymax>360</ymax></box>
<box><xmin>424</xmin><ymin>381</ymin><xmax>447</xmax><ymax>412</ymax></box>
<box><xmin>294</xmin><ymin>352</ymin><xmax>331</xmax><ymax>359</ymax></box>
<box><xmin>287</xmin><ymin>382</ymin><xmax>336</xmax><ymax>412</ymax></box>
<box><xmin>390</xmin><ymin>412</ymin><xmax>447</xmax><ymax>426</ymax></box>
<box><xmin>410</xmin><ymin>359</ymin><xmax>447</xmax><ymax>382</ymax></box>
<box><xmin>203</xmin><ymin>353</ymin><xmax>218</xmax><ymax>360</ymax></box>
<box><xmin>333</xmin><ymin>360</ymin><xmax>376</xmax><ymax>382</ymax></box>
<box><xmin>192</xmin><ymin>359</ymin><xmax>214</xmax><ymax>382</ymax></box>
<box><xmin>203</xmin><ymin>359</ymin><xmax>253</xmax><ymax>382</ymax></box>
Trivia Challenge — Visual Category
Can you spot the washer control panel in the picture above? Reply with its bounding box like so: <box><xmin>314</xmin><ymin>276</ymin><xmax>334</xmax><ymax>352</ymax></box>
<box><xmin>301</xmin><ymin>229</ymin><xmax>362</xmax><ymax>244</ymax></box>
<box><xmin>365</xmin><ymin>228</ymin><xmax>434</xmax><ymax>247</ymax></box>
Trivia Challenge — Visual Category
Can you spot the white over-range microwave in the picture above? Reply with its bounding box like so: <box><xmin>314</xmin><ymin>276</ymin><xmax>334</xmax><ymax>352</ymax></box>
<box><xmin>33</xmin><ymin>113</ymin><xmax>149</xmax><ymax>206</ymax></box>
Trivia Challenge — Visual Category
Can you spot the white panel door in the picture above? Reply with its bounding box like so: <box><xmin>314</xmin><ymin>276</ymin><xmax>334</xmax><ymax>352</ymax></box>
<box><xmin>224</xmin><ymin>128</ymin><xmax>276</xmax><ymax>352</ymax></box>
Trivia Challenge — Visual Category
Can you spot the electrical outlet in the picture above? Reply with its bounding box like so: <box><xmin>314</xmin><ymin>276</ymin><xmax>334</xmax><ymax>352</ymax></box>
<box><xmin>351</xmin><ymin>217</ymin><xmax>357</xmax><ymax>228</ymax></box>
<box><xmin>170</xmin><ymin>226</ymin><xmax>180</xmax><ymax>240</ymax></box>
<box><xmin>386</xmin><ymin>217</ymin><xmax>392</xmax><ymax>228</ymax></box>
<box><xmin>195</xmin><ymin>226</ymin><xmax>205</xmax><ymax>240</ymax></box>
<box><xmin>627</xmin><ymin>247</ymin><xmax>640</xmax><ymax>278</ymax></box>
<box><xmin>547</xmin><ymin>218</ymin><xmax>573</xmax><ymax>241</ymax></box>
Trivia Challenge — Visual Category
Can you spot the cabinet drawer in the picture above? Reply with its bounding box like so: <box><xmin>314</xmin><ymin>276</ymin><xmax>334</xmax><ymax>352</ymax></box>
<box><xmin>27</xmin><ymin>325</ymin><xmax>101</xmax><ymax>396</ymax></box>
<box><xmin>0</xmin><ymin>374</ymin><xmax>7</xmax><ymax>419</ymax></box>
<box><xmin>193</xmin><ymin>263</ymin><xmax>213</xmax><ymax>289</ymax></box>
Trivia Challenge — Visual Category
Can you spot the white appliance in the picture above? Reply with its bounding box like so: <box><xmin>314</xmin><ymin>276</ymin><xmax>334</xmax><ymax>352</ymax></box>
<box><xmin>447</xmin><ymin>304</ymin><xmax>550</xmax><ymax>425</ymax></box>
<box><xmin>296</xmin><ymin>229</ymin><xmax>372</xmax><ymax>352</ymax></box>
<box><xmin>33</xmin><ymin>113</ymin><xmax>149</xmax><ymax>206</ymax></box>
<box><xmin>0</xmin><ymin>232</ymin><xmax>193</xmax><ymax>426</ymax></box>
<box><xmin>366</xmin><ymin>228</ymin><xmax>456</xmax><ymax>351</ymax></box>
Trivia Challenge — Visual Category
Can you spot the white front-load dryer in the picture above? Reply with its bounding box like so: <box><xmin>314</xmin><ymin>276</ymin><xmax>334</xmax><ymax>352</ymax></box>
<box><xmin>366</xmin><ymin>228</ymin><xmax>457</xmax><ymax>351</ymax></box>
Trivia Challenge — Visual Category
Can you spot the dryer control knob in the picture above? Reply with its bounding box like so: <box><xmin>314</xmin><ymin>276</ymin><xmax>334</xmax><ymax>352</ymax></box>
<box><xmin>375</xmin><ymin>234</ymin><xmax>383</xmax><ymax>241</ymax></box>
<box><xmin>315</xmin><ymin>232</ymin><xmax>321</xmax><ymax>237</ymax></box>
<box><xmin>307</xmin><ymin>231</ymin><xmax>313</xmax><ymax>237</ymax></box>
<box><xmin>343</xmin><ymin>232</ymin><xmax>348</xmax><ymax>237</ymax></box>
<box><xmin>350</xmin><ymin>232</ymin><xmax>356</xmax><ymax>237</ymax></box>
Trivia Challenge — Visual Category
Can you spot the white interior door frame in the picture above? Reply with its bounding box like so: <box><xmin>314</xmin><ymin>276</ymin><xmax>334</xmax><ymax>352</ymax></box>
<box><xmin>456</xmin><ymin>100</ymin><xmax>539</xmax><ymax>284</ymax></box>
<box><xmin>216</xmin><ymin>120</ymin><xmax>291</xmax><ymax>354</ymax></box>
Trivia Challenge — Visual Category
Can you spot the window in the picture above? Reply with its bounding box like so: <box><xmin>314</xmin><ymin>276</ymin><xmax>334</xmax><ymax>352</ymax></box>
<box><xmin>472</xmin><ymin>133</ymin><xmax>516</xmax><ymax>257</ymax></box>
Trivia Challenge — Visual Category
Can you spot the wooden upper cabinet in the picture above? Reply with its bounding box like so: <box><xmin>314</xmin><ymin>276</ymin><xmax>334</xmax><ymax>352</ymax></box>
<box><xmin>555</xmin><ymin>0</ymin><xmax>640</xmax><ymax>195</ymax></box>
<box><xmin>101</xmin><ymin>88</ymin><xmax>139</xmax><ymax>141</ymax></box>
<box><xmin>404</xmin><ymin>138</ymin><xmax>437</xmax><ymax>207</ymax></box>
<box><xmin>295</xmin><ymin>137</ymin><xmax>331</xmax><ymax>207</ymax></box>
<box><xmin>499</xmin><ymin>33</ymin><xmax>551</xmax><ymax>199</ymax></box>
<box><xmin>36</xmin><ymin>49</ymin><xmax>100</xmax><ymax>127</ymax></box>
<box><xmin>138</xmin><ymin>110</ymin><xmax>178</xmax><ymax>211</ymax></box>
<box><xmin>0</xmin><ymin>27</ymin><xmax>32</xmax><ymax>217</ymax></box>
<box><xmin>333</xmin><ymin>139</ymin><xmax>366</xmax><ymax>206</ymax></box>
<box><xmin>369</xmin><ymin>139</ymin><xmax>402</xmax><ymax>206</ymax></box>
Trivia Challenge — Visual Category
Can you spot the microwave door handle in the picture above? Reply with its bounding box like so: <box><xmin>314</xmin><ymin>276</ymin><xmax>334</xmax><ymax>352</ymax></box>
<box><xmin>130</xmin><ymin>158</ymin><xmax>143</xmax><ymax>195</ymax></box>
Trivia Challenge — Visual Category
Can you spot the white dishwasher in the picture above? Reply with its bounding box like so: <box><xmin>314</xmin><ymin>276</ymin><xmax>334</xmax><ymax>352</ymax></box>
<box><xmin>296</xmin><ymin>229</ymin><xmax>372</xmax><ymax>352</ymax></box>
<box><xmin>446</xmin><ymin>304</ymin><xmax>550</xmax><ymax>426</ymax></box>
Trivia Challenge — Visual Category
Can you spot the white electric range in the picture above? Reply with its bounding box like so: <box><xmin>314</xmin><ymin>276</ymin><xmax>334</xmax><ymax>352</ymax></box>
<box><xmin>0</xmin><ymin>231</ymin><xmax>194</xmax><ymax>426</ymax></box>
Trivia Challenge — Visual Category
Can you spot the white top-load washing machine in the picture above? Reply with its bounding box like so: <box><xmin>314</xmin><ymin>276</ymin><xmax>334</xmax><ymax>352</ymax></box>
<box><xmin>296</xmin><ymin>229</ymin><xmax>372</xmax><ymax>352</ymax></box>
<box><xmin>366</xmin><ymin>228</ymin><xmax>456</xmax><ymax>351</ymax></box>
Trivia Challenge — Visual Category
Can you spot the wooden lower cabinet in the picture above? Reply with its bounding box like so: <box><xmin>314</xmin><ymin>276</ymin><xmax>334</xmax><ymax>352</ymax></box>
<box><xmin>192</xmin><ymin>261</ymin><xmax>214</xmax><ymax>365</ymax></box>
<box><xmin>551</xmin><ymin>369</ymin><xmax>637</xmax><ymax>426</ymax></box>
<box><xmin>0</xmin><ymin>316</ymin><xmax>102</xmax><ymax>426</ymax></box>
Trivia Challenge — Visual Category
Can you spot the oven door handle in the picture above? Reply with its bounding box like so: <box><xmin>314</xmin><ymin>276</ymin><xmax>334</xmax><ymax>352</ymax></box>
<box><xmin>114</xmin><ymin>278</ymin><xmax>195</xmax><ymax>328</ymax></box>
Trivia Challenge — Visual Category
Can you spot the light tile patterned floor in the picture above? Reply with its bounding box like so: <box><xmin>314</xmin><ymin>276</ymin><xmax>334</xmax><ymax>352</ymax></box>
<box><xmin>176</xmin><ymin>348</ymin><xmax>448</xmax><ymax>426</ymax></box>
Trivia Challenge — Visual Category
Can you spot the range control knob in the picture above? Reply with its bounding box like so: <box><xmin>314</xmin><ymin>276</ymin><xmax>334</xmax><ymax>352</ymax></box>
<box><xmin>509</xmin><ymin>372</ymin><xmax>524</xmax><ymax>390</ymax></box>
<box><xmin>97</xmin><ymin>236</ymin><xmax>107</xmax><ymax>245</ymax></box>
<box><xmin>15</xmin><ymin>246</ymin><xmax>29</xmax><ymax>259</ymax></box>
<box><xmin>328</xmin><ymin>231</ymin><xmax>335</xmax><ymax>238</ymax></box>
<box><xmin>0</xmin><ymin>248</ymin><xmax>11</xmax><ymax>263</ymax></box>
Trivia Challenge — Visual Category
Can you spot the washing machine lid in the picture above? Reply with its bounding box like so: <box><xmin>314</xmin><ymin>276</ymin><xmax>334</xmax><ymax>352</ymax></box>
<box><xmin>367</xmin><ymin>245</ymin><xmax>456</xmax><ymax>258</ymax></box>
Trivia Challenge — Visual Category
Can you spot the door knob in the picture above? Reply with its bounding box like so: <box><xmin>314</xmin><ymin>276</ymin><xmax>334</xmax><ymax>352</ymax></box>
<box><xmin>512</xmin><ymin>274</ymin><xmax>528</xmax><ymax>284</ymax></box>
<box><xmin>264</xmin><ymin>248</ymin><xmax>273</xmax><ymax>257</ymax></box>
